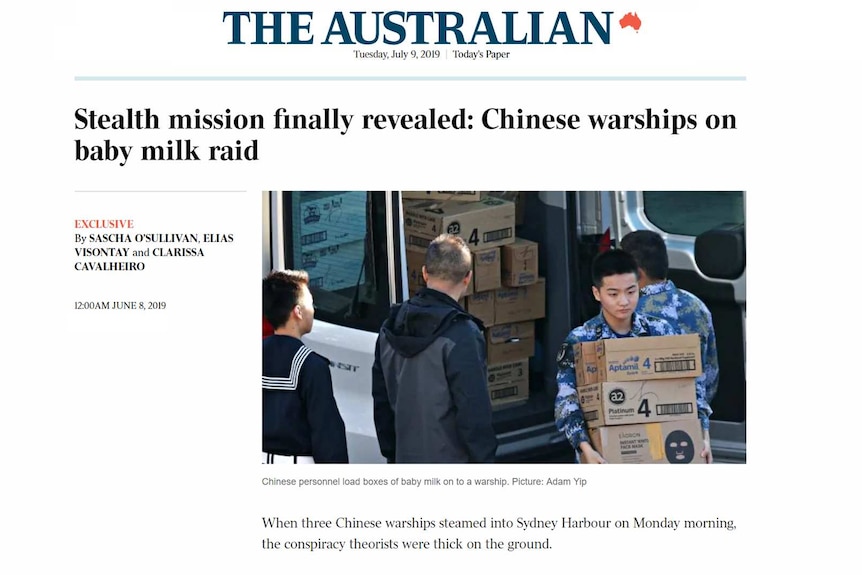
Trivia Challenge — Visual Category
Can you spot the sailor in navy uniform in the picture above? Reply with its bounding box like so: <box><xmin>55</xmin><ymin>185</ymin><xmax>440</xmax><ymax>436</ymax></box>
<box><xmin>262</xmin><ymin>336</ymin><xmax>348</xmax><ymax>463</ymax></box>
<box><xmin>262</xmin><ymin>270</ymin><xmax>348</xmax><ymax>464</ymax></box>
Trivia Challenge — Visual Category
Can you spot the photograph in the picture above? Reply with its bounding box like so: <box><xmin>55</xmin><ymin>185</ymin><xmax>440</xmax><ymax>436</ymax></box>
<box><xmin>261</xmin><ymin>191</ymin><xmax>746</xmax><ymax>465</ymax></box>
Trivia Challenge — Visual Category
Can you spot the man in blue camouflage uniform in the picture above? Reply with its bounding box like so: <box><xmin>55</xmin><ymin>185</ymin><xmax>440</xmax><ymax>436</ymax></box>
<box><xmin>556</xmin><ymin>249</ymin><xmax>678</xmax><ymax>463</ymax></box>
<box><xmin>621</xmin><ymin>230</ymin><xmax>718</xmax><ymax>463</ymax></box>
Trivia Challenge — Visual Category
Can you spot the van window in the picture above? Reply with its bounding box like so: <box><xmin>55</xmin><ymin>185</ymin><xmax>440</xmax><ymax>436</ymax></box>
<box><xmin>643</xmin><ymin>191</ymin><xmax>744</xmax><ymax>236</ymax></box>
<box><xmin>283</xmin><ymin>191</ymin><xmax>391</xmax><ymax>332</ymax></box>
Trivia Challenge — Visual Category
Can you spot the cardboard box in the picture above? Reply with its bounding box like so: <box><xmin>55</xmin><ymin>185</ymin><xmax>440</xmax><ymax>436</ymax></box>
<box><xmin>403</xmin><ymin>197</ymin><xmax>516</xmax><ymax>252</ymax></box>
<box><xmin>466</xmin><ymin>290</ymin><xmax>495</xmax><ymax>327</ymax></box>
<box><xmin>402</xmin><ymin>191</ymin><xmax>482</xmax><ymax>202</ymax></box>
<box><xmin>494</xmin><ymin>277</ymin><xmax>546</xmax><ymax>324</ymax></box>
<box><xmin>405</xmin><ymin>247</ymin><xmax>426</xmax><ymax>290</ymax></box>
<box><xmin>483</xmin><ymin>191</ymin><xmax>525</xmax><ymax>226</ymax></box>
<box><xmin>486</xmin><ymin>321</ymin><xmax>535</xmax><ymax>365</ymax></box>
<box><xmin>405</xmin><ymin>246</ymin><xmax>473</xmax><ymax>296</ymax></box>
<box><xmin>588</xmin><ymin>419</ymin><xmax>705</xmax><ymax>464</ymax></box>
<box><xmin>487</xmin><ymin>359</ymin><xmax>529</xmax><ymax>408</ymax></box>
<box><xmin>501</xmin><ymin>238</ymin><xmax>539</xmax><ymax>287</ymax></box>
<box><xmin>574</xmin><ymin>341</ymin><xmax>599</xmax><ymax>387</ymax></box>
<box><xmin>596</xmin><ymin>334</ymin><xmax>702</xmax><ymax>382</ymax></box>
<box><xmin>473</xmin><ymin>247</ymin><xmax>501</xmax><ymax>292</ymax></box>
<box><xmin>578</xmin><ymin>378</ymin><xmax>697</xmax><ymax>428</ymax></box>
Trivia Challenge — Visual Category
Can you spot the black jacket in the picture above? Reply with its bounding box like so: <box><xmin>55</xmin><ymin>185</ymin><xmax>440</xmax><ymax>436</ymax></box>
<box><xmin>372</xmin><ymin>288</ymin><xmax>497</xmax><ymax>463</ymax></box>
<box><xmin>262</xmin><ymin>335</ymin><xmax>348</xmax><ymax>463</ymax></box>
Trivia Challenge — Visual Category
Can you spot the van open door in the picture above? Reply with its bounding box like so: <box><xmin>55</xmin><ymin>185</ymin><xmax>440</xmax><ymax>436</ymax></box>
<box><xmin>264</xmin><ymin>191</ymin><xmax>403</xmax><ymax>463</ymax></box>
<box><xmin>610</xmin><ymin>191</ymin><xmax>746</xmax><ymax>462</ymax></box>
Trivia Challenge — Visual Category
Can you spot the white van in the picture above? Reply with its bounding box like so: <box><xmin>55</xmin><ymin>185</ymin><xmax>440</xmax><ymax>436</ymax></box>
<box><xmin>263</xmin><ymin>191</ymin><xmax>746</xmax><ymax>463</ymax></box>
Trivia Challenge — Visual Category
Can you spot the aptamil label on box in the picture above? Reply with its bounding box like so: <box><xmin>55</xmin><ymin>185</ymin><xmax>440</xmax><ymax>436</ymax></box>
<box><xmin>596</xmin><ymin>334</ymin><xmax>702</xmax><ymax>382</ymax></box>
<box><xmin>574</xmin><ymin>341</ymin><xmax>598</xmax><ymax>387</ymax></box>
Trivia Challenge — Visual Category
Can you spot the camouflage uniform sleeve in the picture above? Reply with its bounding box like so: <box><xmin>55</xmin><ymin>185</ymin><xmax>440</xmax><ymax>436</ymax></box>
<box><xmin>695</xmin><ymin>373</ymin><xmax>713</xmax><ymax>431</ymax></box>
<box><xmin>640</xmin><ymin>315</ymin><xmax>679</xmax><ymax>336</ymax></box>
<box><xmin>696</xmin><ymin>314</ymin><xmax>719</xmax><ymax>430</ymax></box>
<box><xmin>554</xmin><ymin>333</ymin><xmax>589</xmax><ymax>453</ymax></box>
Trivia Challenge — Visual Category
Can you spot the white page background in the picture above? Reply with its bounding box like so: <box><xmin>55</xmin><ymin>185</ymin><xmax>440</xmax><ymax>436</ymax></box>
<box><xmin>3</xmin><ymin>1</ymin><xmax>859</xmax><ymax>572</ymax></box>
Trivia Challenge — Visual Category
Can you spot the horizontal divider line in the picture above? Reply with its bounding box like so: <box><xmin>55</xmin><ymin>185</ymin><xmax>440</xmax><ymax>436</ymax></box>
<box><xmin>75</xmin><ymin>76</ymin><xmax>746</xmax><ymax>82</ymax></box>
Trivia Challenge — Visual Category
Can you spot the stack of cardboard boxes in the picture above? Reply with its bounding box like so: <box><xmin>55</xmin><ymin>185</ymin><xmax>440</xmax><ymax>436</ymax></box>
<box><xmin>402</xmin><ymin>192</ymin><xmax>544</xmax><ymax>410</ymax></box>
<box><xmin>574</xmin><ymin>334</ymin><xmax>706</xmax><ymax>464</ymax></box>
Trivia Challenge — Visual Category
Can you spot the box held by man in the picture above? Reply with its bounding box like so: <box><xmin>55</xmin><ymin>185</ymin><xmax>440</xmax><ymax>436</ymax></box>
<box><xmin>578</xmin><ymin>378</ymin><xmax>697</xmax><ymax>428</ymax></box>
<box><xmin>595</xmin><ymin>334</ymin><xmax>702</xmax><ymax>382</ymax></box>
<box><xmin>588</xmin><ymin>419</ymin><xmax>705</xmax><ymax>464</ymax></box>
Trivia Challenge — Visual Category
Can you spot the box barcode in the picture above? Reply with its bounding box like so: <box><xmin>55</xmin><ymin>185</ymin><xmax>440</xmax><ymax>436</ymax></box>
<box><xmin>490</xmin><ymin>385</ymin><xmax>519</xmax><ymax>400</ymax></box>
<box><xmin>583</xmin><ymin>410</ymin><xmax>598</xmax><ymax>422</ymax></box>
<box><xmin>655</xmin><ymin>359</ymin><xmax>696</xmax><ymax>373</ymax></box>
<box><xmin>408</xmin><ymin>235</ymin><xmax>430</xmax><ymax>249</ymax></box>
<box><xmin>656</xmin><ymin>403</ymin><xmax>694</xmax><ymax>415</ymax></box>
<box><xmin>484</xmin><ymin>227</ymin><xmax>513</xmax><ymax>243</ymax></box>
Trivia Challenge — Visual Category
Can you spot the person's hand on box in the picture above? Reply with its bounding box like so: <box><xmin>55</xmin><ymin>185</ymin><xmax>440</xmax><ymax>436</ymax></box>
<box><xmin>701</xmin><ymin>430</ymin><xmax>713</xmax><ymax>464</ymax></box>
<box><xmin>579</xmin><ymin>441</ymin><xmax>607</xmax><ymax>464</ymax></box>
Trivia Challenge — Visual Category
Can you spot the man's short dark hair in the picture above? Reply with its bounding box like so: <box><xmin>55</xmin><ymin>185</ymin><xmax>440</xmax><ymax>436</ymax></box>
<box><xmin>424</xmin><ymin>234</ymin><xmax>472</xmax><ymax>284</ymax></box>
<box><xmin>620</xmin><ymin>230</ymin><xmax>669</xmax><ymax>281</ymax></box>
<box><xmin>263</xmin><ymin>270</ymin><xmax>309</xmax><ymax>330</ymax></box>
<box><xmin>591</xmin><ymin>249</ymin><xmax>639</xmax><ymax>287</ymax></box>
